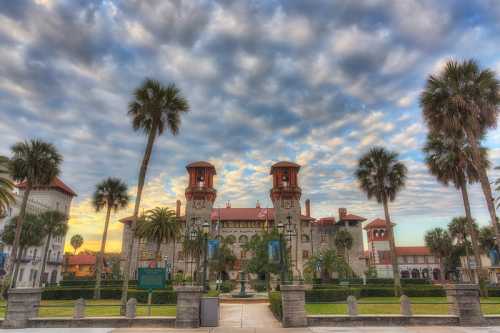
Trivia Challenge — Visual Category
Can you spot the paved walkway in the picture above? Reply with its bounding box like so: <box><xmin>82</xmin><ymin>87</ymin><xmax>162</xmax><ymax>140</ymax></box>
<box><xmin>219</xmin><ymin>303</ymin><xmax>281</xmax><ymax>328</ymax></box>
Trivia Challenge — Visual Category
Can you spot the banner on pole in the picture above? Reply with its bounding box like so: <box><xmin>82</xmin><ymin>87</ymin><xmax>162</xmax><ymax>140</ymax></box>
<box><xmin>268</xmin><ymin>240</ymin><xmax>280</xmax><ymax>263</ymax></box>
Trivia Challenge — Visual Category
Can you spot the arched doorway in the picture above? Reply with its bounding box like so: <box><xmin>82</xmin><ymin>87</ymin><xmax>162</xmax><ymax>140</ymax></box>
<box><xmin>400</xmin><ymin>270</ymin><xmax>410</xmax><ymax>279</ymax></box>
<box><xmin>411</xmin><ymin>269</ymin><xmax>420</xmax><ymax>279</ymax></box>
<box><xmin>432</xmin><ymin>268</ymin><xmax>441</xmax><ymax>281</ymax></box>
<box><xmin>50</xmin><ymin>270</ymin><xmax>58</xmax><ymax>284</ymax></box>
<box><xmin>422</xmin><ymin>268</ymin><xmax>429</xmax><ymax>279</ymax></box>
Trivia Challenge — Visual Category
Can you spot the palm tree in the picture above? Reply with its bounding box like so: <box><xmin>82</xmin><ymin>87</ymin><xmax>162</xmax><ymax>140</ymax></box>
<box><xmin>355</xmin><ymin>146</ymin><xmax>407</xmax><ymax>295</ymax></box>
<box><xmin>334</xmin><ymin>229</ymin><xmax>353</xmax><ymax>265</ymax></box>
<box><xmin>70</xmin><ymin>234</ymin><xmax>84</xmax><ymax>254</ymax></box>
<box><xmin>121</xmin><ymin>79</ymin><xmax>189</xmax><ymax>310</ymax></box>
<box><xmin>421</xmin><ymin>59</ymin><xmax>500</xmax><ymax>248</ymax></box>
<box><xmin>478</xmin><ymin>226</ymin><xmax>496</xmax><ymax>254</ymax></box>
<box><xmin>7</xmin><ymin>139</ymin><xmax>62</xmax><ymax>288</ymax></box>
<box><xmin>448</xmin><ymin>217</ymin><xmax>478</xmax><ymax>282</ymax></box>
<box><xmin>423</xmin><ymin>131</ymin><xmax>487</xmax><ymax>282</ymax></box>
<box><xmin>92</xmin><ymin>177</ymin><xmax>129</xmax><ymax>299</ymax></box>
<box><xmin>134</xmin><ymin>207</ymin><xmax>180</xmax><ymax>267</ymax></box>
<box><xmin>305</xmin><ymin>249</ymin><xmax>350</xmax><ymax>282</ymax></box>
<box><xmin>0</xmin><ymin>156</ymin><xmax>14</xmax><ymax>216</ymax></box>
<box><xmin>425</xmin><ymin>228</ymin><xmax>453</xmax><ymax>282</ymax></box>
<box><xmin>37</xmin><ymin>210</ymin><xmax>68</xmax><ymax>287</ymax></box>
<box><xmin>2</xmin><ymin>214</ymin><xmax>46</xmax><ymax>287</ymax></box>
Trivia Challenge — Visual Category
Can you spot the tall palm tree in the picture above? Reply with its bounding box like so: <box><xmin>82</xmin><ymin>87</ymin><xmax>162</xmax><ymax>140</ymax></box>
<box><xmin>334</xmin><ymin>229</ymin><xmax>353</xmax><ymax>265</ymax></box>
<box><xmin>478</xmin><ymin>226</ymin><xmax>496</xmax><ymax>254</ymax></box>
<box><xmin>7</xmin><ymin>139</ymin><xmax>62</xmax><ymax>288</ymax></box>
<box><xmin>70</xmin><ymin>234</ymin><xmax>84</xmax><ymax>254</ymax></box>
<box><xmin>37</xmin><ymin>210</ymin><xmax>68</xmax><ymax>287</ymax></box>
<box><xmin>425</xmin><ymin>228</ymin><xmax>453</xmax><ymax>282</ymax></box>
<box><xmin>121</xmin><ymin>79</ymin><xmax>189</xmax><ymax>310</ymax></box>
<box><xmin>2</xmin><ymin>214</ymin><xmax>46</xmax><ymax>287</ymax></box>
<box><xmin>448</xmin><ymin>217</ymin><xmax>478</xmax><ymax>282</ymax></box>
<box><xmin>134</xmin><ymin>207</ymin><xmax>181</xmax><ymax>267</ymax></box>
<box><xmin>355</xmin><ymin>146</ymin><xmax>407</xmax><ymax>295</ymax></box>
<box><xmin>421</xmin><ymin>59</ymin><xmax>500</xmax><ymax>247</ymax></box>
<box><xmin>0</xmin><ymin>156</ymin><xmax>14</xmax><ymax>216</ymax></box>
<box><xmin>92</xmin><ymin>177</ymin><xmax>129</xmax><ymax>299</ymax></box>
<box><xmin>423</xmin><ymin>131</ymin><xmax>487</xmax><ymax>282</ymax></box>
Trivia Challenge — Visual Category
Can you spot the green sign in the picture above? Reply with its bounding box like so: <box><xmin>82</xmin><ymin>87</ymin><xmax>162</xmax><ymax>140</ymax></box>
<box><xmin>137</xmin><ymin>268</ymin><xmax>166</xmax><ymax>290</ymax></box>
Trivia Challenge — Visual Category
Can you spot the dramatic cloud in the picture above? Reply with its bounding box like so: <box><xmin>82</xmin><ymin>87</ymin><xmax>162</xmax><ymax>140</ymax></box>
<box><xmin>0</xmin><ymin>0</ymin><xmax>499</xmax><ymax>252</ymax></box>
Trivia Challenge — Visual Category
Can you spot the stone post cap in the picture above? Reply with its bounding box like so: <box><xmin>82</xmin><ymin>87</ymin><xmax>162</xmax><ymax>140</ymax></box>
<box><xmin>445</xmin><ymin>283</ymin><xmax>480</xmax><ymax>290</ymax></box>
<box><xmin>75</xmin><ymin>298</ymin><xmax>85</xmax><ymax>304</ymax></box>
<box><xmin>7</xmin><ymin>288</ymin><xmax>43</xmax><ymax>295</ymax></box>
<box><xmin>127</xmin><ymin>298</ymin><xmax>137</xmax><ymax>305</ymax></box>
<box><xmin>174</xmin><ymin>285</ymin><xmax>203</xmax><ymax>292</ymax></box>
<box><xmin>280</xmin><ymin>284</ymin><xmax>307</xmax><ymax>292</ymax></box>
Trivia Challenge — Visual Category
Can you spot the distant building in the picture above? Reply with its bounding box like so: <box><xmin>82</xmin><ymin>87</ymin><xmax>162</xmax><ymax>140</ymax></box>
<box><xmin>0</xmin><ymin>177</ymin><xmax>76</xmax><ymax>287</ymax></box>
<box><xmin>120</xmin><ymin>161</ymin><xmax>367</xmax><ymax>281</ymax></box>
<box><xmin>64</xmin><ymin>254</ymin><xmax>110</xmax><ymax>279</ymax></box>
<box><xmin>364</xmin><ymin>218</ymin><xmax>441</xmax><ymax>281</ymax></box>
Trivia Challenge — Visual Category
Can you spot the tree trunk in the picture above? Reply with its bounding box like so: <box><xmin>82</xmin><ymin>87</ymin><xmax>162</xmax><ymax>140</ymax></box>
<box><xmin>463</xmin><ymin>240</ymin><xmax>473</xmax><ymax>282</ymax></box>
<box><xmin>11</xmin><ymin>247</ymin><xmax>24</xmax><ymax>288</ymax></box>
<box><xmin>120</xmin><ymin>125</ymin><xmax>157</xmax><ymax>313</ymax></box>
<box><xmin>439</xmin><ymin>257</ymin><xmax>445</xmax><ymax>283</ymax></box>
<box><xmin>460</xmin><ymin>181</ymin><xmax>483</xmax><ymax>283</ymax></box>
<box><xmin>155</xmin><ymin>241</ymin><xmax>161</xmax><ymax>267</ymax></box>
<box><xmin>38</xmin><ymin>232</ymin><xmax>52</xmax><ymax>287</ymax></box>
<box><xmin>172</xmin><ymin>237</ymin><xmax>176</xmax><ymax>279</ymax></box>
<box><xmin>383</xmin><ymin>196</ymin><xmax>401</xmax><ymax>296</ymax></box>
<box><xmin>466</xmin><ymin>131</ymin><xmax>500</xmax><ymax>249</ymax></box>
<box><xmin>7</xmin><ymin>184</ymin><xmax>32</xmax><ymax>288</ymax></box>
<box><xmin>95</xmin><ymin>205</ymin><xmax>112</xmax><ymax>299</ymax></box>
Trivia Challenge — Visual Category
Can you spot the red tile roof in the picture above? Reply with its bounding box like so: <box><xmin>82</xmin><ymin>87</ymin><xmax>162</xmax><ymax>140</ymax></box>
<box><xmin>340</xmin><ymin>213</ymin><xmax>366</xmax><ymax>222</ymax></box>
<box><xmin>363</xmin><ymin>218</ymin><xmax>395</xmax><ymax>229</ymax></box>
<box><xmin>186</xmin><ymin>161</ymin><xmax>216</xmax><ymax>169</ymax></box>
<box><xmin>270</xmin><ymin>161</ymin><xmax>301</xmax><ymax>174</ymax></box>
<box><xmin>395</xmin><ymin>246</ymin><xmax>431</xmax><ymax>256</ymax></box>
<box><xmin>18</xmin><ymin>177</ymin><xmax>77</xmax><ymax>197</ymax></box>
<box><xmin>314</xmin><ymin>217</ymin><xmax>336</xmax><ymax>225</ymax></box>
<box><xmin>67</xmin><ymin>254</ymin><xmax>96</xmax><ymax>265</ymax></box>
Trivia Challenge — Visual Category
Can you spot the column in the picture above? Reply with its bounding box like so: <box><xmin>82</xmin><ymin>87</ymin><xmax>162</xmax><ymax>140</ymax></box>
<box><xmin>175</xmin><ymin>285</ymin><xmax>202</xmax><ymax>328</ymax></box>
<box><xmin>281</xmin><ymin>284</ymin><xmax>307</xmax><ymax>327</ymax></box>
<box><xmin>445</xmin><ymin>284</ymin><xmax>484</xmax><ymax>326</ymax></box>
<box><xmin>3</xmin><ymin>288</ymin><xmax>42</xmax><ymax>329</ymax></box>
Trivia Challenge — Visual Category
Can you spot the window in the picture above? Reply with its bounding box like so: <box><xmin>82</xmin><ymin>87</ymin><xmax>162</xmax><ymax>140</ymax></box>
<box><xmin>302</xmin><ymin>250</ymin><xmax>309</xmax><ymax>259</ymax></box>
<box><xmin>301</xmin><ymin>234</ymin><xmax>310</xmax><ymax>243</ymax></box>
<box><xmin>320</xmin><ymin>234</ymin><xmax>327</xmax><ymax>243</ymax></box>
<box><xmin>241</xmin><ymin>251</ymin><xmax>246</xmax><ymax>259</ymax></box>
<box><xmin>19</xmin><ymin>268</ymin><xmax>24</xmax><ymax>282</ymax></box>
<box><xmin>177</xmin><ymin>251</ymin><xmax>184</xmax><ymax>260</ymax></box>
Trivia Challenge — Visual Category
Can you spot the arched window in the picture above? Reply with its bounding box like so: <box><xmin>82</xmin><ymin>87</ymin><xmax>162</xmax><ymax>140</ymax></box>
<box><xmin>250</xmin><ymin>234</ymin><xmax>260</xmax><ymax>243</ymax></box>
<box><xmin>432</xmin><ymin>268</ymin><xmax>441</xmax><ymax>281</ymax></box>
<box><xmin>411</xmin><ymin>269</ymin><xmax>420</xmax><ymax>279</ymax></box>
<box><xmin>226</xmin><ymin>235</ymin><xmax>236</xmax><ymax>244</ymax></box>
<box><xmin>301</xmin><ymin>234</ymin><xmax>310</xmax><ymax>243</ymax></box>
<box><xmin>400</xmin><ymin>270</ymin><xmax>410</xmax><ymax>279</ymax></box>
<box><xmin>422</xmin><ymin>268</ymin><xmax>429</xmax><ymax>279</ymax></box>
<box><xmin>238</xmin><ymin>235</ymin><xmax>248</xmax><ymax>244</ymax></box>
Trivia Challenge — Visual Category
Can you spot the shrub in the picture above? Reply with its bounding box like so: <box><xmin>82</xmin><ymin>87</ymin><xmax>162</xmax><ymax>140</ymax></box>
<box><xmin>42</xmin><ymin>288</ymin><xmax>176</xmax><ymax>304</ymax></box>
<box><xmin>250</xmin><ymin>280</ymin><xmax>267</xmax><ymax>292</ymax></box>
<box><xmin>306</xmin><ymin>288</ymin><xmax>360</xmax><ymax>302</ymax></box>
<box><xmin>59</xmin><ymin>280</ymin><xmax>138</xmax><ymax>288</ymax></box>
<box><xmin>220</xmin><ymin>280</ymin><xmax>236</xmax><ymax>293</ymax></box>
<box><xmin>269</xmin><ymin>292</ymin><xmax>282</xmax><ymax>320</ymax></box>
<box><xmin>487</xmin><ymin>288</ymin><xmax>500</xmax><ymax>297</ymax></box>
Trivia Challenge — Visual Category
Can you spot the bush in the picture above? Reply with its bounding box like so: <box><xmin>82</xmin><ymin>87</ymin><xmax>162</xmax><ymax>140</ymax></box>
<box><xmin>220</xmin><ymin>280</ymin><xmax>236</xmax><ymax>293</ymax></box>
<box><xmin>306</xmin><ymin>288</ymin><xmax>360</xmax><ymax>302</ymax></box>
<box><xmin>59</xmin><ymin>280</ymin><xmax>138</xmax><ymax>288</ymax></box>
<box><xmin>42</xmin><ymin>288</ymin><xmax>176</xmax><ymax>304</ymax></box>
<box><xmin>269</xmin><ymin>292</ymin><xmax>282</xmax><ymax>320</ymax></box>
<box><xmin>250</xmin><ymin>280</ymin><xmax>267</xmax><ymax>292</ymax></box>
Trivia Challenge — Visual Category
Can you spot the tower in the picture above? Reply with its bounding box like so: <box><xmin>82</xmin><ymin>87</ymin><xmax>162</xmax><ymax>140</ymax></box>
<box><xmin>269</xmin><ymin>161</ymin><xmax>304</xmax><ymax>277</ymax></box>
<box><xmin>185</xmin><ymin>161</ymin><xmax>217</xmax><ymax>231</ymax></box>
<box><xmin>364</xmin><ymin>218</ymin><xmax>394</xmax><ymax>278</ymax></box>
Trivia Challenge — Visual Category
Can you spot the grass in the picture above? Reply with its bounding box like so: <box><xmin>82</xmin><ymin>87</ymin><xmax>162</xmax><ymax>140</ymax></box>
<box><xmin>306</xmin><ymin>297</ymin><xmax>500</xmax><ymax>315</ymax></box>
<box><xmin>0</xmin><ymin>299</ymin><xmax>176</xmax><ymax>318</ymax></box>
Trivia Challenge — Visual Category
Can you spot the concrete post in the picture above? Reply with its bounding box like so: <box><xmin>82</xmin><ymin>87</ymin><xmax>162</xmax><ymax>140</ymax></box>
<box><xmin>175</xmin><ymin>285</ymin><xmax>202</xmax><ymax>328</ymax></box>
<box><xmin>3</xmin><ymin>288</ymin><xmax>42</xmax><ymax>329</ymax></box>
<box><xmin>73</xmin><ymin>298</ymin><xmax>85</xmax><ymax>319</ymax></box>
<box><xmin>445</xmin><ymin>284</ymin><xmax>484</xmax><ymax>326</ymax></box>
<box><xmin>280</xmin><ymin>284</ymin><xmax>307</xmax><ymax>327</ymax></box>
<box><xmin>347</xmin><ymin>295</ymin><xmax>358</xmax><ymax>316</ymax></box>
<box><xmin>400</xmin><ymin>295</ymin><xmax>412</xmax><ymax>316</ymax></box>
<box><xmin>126</xmin><ymin>298</ymin><xmax>137</xmax><ymax>319</ymax></box>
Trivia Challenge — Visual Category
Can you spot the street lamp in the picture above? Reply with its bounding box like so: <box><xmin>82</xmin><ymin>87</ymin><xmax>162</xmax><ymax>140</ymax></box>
<box><xmin>202</xmin><ymin>221</ymin><xmax>210</xmax><ymax>292</ymax></box>
<box><xmin>189</xmin><ymin>228</ymin><xmax>198</xmax><ymax>284</ymax></box>
<box><xmin>277</xmin><ymin>223</ymin><xmax>286</xmax><ymax>284</ymax></box>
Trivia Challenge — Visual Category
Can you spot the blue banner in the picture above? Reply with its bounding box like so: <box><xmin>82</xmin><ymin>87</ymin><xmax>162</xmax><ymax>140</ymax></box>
<box><xmin>268</xmin><ymin>240</ymin><xmax>280</xmax><ymax>263</ymax></box>
<box><xmin>208</xmin><ymin>239</ymin><xmax>220</xmax><ymax>260</ymax></box>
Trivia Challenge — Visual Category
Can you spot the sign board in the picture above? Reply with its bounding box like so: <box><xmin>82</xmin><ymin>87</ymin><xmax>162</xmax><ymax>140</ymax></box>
<box><xmin>137</xmin><ymin>267</ymin><xmax>166</xmax><ymax>290</ymax></box>
<box><xmin>268</xmin><ymin>240</ymin><xmax>281</xmax><ymax>263</ymax></box>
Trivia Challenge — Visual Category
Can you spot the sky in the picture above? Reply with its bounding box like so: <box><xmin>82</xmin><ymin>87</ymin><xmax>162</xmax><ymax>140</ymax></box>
<box><xmin>1</xmin><ymin>0</ymin><xmax>500</xmax><ymax>254</ymax></box>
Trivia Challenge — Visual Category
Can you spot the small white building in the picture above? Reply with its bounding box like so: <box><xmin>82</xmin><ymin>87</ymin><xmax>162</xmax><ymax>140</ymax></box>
<box><xmin>364</xmin><ymin>218</ymin><xmax>441</xmax><ymax>281</ymax></box>
<box><xmin>0</xmin><ymin>177</ymin><xmax>76</xmax><ymax>287</ymax></box>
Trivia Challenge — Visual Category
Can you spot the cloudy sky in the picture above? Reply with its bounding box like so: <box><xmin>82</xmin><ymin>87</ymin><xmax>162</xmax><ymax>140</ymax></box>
<box><xmin>1</xmin><ymin>0</ymin><xmax>500</xmax><ymax>253</ymax></box>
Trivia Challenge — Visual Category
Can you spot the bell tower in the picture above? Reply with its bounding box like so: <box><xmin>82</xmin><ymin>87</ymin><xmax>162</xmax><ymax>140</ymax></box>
<box><xmin>270</xmin><ymin>161</ymin><xmax>303</xmax><ymax>277</ymax></box>
<box><xmin>185</xmin><ymin>161</ymin><xmax>217</xmax><ymax>230</ymax></box>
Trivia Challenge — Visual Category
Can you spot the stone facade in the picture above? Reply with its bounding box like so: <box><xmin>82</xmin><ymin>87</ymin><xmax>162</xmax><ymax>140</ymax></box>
<box><xmin>175</xmin><ymin>285</ymin><xmax>202</xmax><ymax>328</ymax></box>
<box><xmin>280</xmin><ymin>284</ymin><xmax>307</xmax><ymax>327</ymax></box>
<box><xmin>3</xmin><ymin>288</ymin><xmax>42</xmax><ymax>329</ymax></box>
<box><xmin>445</xmin><ymin>284</ymin><xmax>484</xmax><ymax>326</ymax></box>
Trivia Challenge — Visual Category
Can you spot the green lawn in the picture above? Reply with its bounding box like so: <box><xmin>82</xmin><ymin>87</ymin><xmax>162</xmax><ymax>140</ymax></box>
<box><xmin>306</xmin><ymin>297</ymin><xmax>500</xmax><ymax>315</ymax></box>
<box><xmin>0</xmin><ymin>299</ymin><xmax>176</xmax><ymax>318</ymax></box>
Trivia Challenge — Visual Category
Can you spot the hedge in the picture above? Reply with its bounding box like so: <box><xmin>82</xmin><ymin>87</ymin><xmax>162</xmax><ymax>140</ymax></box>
<box><xmin>42</xmin><ymin>288</ymin><xmax>176</xmax><ymax>304</ymax></box>
<box><xmin>305</xmin><ymin>286</ymin><xmax>445</xmax><ymax>302</ymax></box>
<box><xmin>59</xmin><ymin>280</ymin><xmax>139</xmax><ymax>288</ymax></box>
<box><xmin>312</xmin><ymin>278</ymin><xmax>431</xmax><ymax>289</ymax></box>
<box><xmin>269</xmin><ymin>292</ymin><xmax>282</xmax><ymax>320</ymax></box>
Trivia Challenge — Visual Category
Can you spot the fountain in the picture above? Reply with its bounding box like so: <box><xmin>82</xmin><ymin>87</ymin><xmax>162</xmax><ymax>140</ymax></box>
<box><xmin>231</xmin><ymin>271</ymin><xmax>254</xmax><ymax>298</ymax></box>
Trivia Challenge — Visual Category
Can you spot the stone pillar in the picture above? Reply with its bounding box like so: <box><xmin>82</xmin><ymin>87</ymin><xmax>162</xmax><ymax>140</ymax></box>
<box><xmin>126</xmin><ymin>298</ymin><xmax>137</xmax><ymax>319</ymax></box>
<box><xmin>347</xmin><ymin>295</ymin><xmax>358</xmax><ymax>316</ymax></box>
<box><xmin>281</xmin><ymin>284</ymin><xmax>307</xmax><ymax>327</ymax></box>
<box><xmin>3</xmin><ymin>288</ymin><xmax>42</xmax><ymax>329</ymax></box>
<box><xmin>446</xmin><ymin>284</ymin><xmax>484</xmax><ymax>326</ymax></box>
<box><xmin>400</xmin><ymin>295</ymin><xmax>412</xmax><ymax>316</ymax></box>
<box><xmin>175</xmin><ymin>285</ymin><xmax>202</xmax><ymax>328</ymax></box>
<box><xmin>73</xmin><ymin>298</ymin><xmax>85</xmax><ymax>319</ymax></box>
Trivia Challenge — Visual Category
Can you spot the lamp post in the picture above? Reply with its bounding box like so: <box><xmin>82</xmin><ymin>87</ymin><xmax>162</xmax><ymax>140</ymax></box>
<box><xmin>285</xmin><ymin>214</ymin><xmax>297</xmax><ymax>281</ymax></box>
<box><xmin>277</xmin><ymin>222</ymin><xmax>286</xmax><ymax>284</ymax></box>
<box><xmin>189</xmin><ymin>227</ymin><xmax>198</xmax><ymax>284</ymax></box>
<box><xmin>202</xmin><ymin>221</ymin><xmax>210</xmax><ymax>292</ymax></box>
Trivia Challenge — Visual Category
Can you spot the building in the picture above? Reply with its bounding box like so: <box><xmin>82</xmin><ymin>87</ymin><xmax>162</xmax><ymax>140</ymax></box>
<box><xmin>120</xmin><ymin>161</ymin><xmax>367</xmax><ymax>281</ymax></box>
<box><xmin>0</xmin><ymin>177</ymin><xmax>76</xmax><ymax>287</ymax></box>
<box><xmin>364</xmin><ymin>218</ymin><xmax>441</xmax><ymax>280</ymax></box>
<box><xmin>64</xmin><ymin>254</ymin><xmax>110</xmax><ymax>279</ymax></box>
